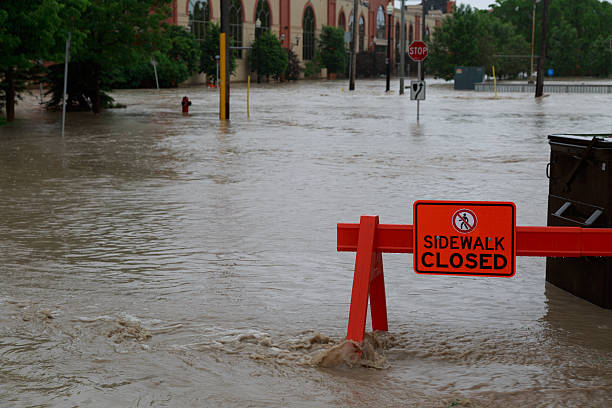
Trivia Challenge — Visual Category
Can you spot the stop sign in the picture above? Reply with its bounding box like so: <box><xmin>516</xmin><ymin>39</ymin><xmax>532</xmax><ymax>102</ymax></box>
<box><xmin>409</xmin><ymin>41</ymin><xmax>429</xmax><ymax>62</ymax></box>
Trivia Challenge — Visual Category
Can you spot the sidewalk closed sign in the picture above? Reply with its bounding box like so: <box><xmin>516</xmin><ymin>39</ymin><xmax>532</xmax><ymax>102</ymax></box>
<box><xmin>413</xmin><ymin>201</ymin><xmax>516</xmax><ymax>277</ymax></box>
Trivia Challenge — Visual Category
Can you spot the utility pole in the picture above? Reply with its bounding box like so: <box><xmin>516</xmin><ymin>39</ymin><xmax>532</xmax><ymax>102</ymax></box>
<box><xmin>529</xmin><ymin>0</ymin><xmax>539</xmax><ymax>84</ymax></box>
<box><xmin>255</xmin><ymin>18</ymin><xmax>262</xmax><ymax>83</ymax></box>
<box><xmin>349</xmin><ymin>0</ymin><xmax>358</xmax><ymax>91</ymax></box>
<box><xmin>421</xmin><ymin>0</ymin><xmax>427</xmax><ymax>80</ymax></box>
<box><xmin>220</xmin><ymin>0</ymin><xmax>230</xmax><ymax>119</ymax></box>
<box><xmin>535</xmin><ymin>0</ymin><xmax>549</xmax><ymax>97</ymax></box>
<box><xmin>399</xmin><ymin>0</ymin><xmax>406</xmax><ymax>94</ymax></box>
<box><xmin>386</xmin><ymin>3</ymin><xmax>393</xmax><ymax>92</ymax></box>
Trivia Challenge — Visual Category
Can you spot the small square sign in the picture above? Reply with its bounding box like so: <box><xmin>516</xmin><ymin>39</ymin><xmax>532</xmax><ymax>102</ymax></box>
<box><xmin>410</xmin><ymin>80</ymin><xmax>426</xmax><ymax>101</ymax></box>
<box><xmin>413</xmin><ymin>201</ymin><xmax>516</xmax><ymax>277</ymax></box>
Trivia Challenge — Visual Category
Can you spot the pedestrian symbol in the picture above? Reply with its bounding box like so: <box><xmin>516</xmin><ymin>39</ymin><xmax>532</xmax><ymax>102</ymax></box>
<box><xmin>410</xmin><ymin>80</ymin><xmax>426</xmax><ymax>100</ymax></box>
<box><xmin>452</xmin><ymin>209</ymin><xmax>477</xmax><ymax>233</ymax></box>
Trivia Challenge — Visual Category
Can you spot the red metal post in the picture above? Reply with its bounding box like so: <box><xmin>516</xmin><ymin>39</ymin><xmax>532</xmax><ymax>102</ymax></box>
<box><xmin>346</xmin><ymin>216</ymin><xmax>388</xmax><ymax>343</ymax></box>
<box><xmin>370</xmin><ymin>251</ymin><xmax>388</xmax><ymax>332</ymax></box>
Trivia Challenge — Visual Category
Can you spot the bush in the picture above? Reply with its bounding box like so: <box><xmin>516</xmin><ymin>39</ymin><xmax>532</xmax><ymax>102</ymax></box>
<box><xmin>303</xmin><ymin>51</ymin><xmax>323</xmax><ymax>79</ymax></box>
<box><xmin>110</xmin><ymin>52</ymin><xmax>190</xmax><ymax>89</ymax></box>
<box><xmin>319</xmin><ymin>26</ymin><xmax>347</xmax><ymax>74</ymax></box>
<box><xmin>249</xmin><ymin>31</ymin><xmax>288</xmax><ymax>79</ymax></box>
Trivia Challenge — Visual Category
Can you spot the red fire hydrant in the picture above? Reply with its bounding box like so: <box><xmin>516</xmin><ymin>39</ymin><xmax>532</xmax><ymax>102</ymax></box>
<box><xmin>181</xmin><ymin>96</ymin><xmax>192</xmax><ymax>115</ymax></box>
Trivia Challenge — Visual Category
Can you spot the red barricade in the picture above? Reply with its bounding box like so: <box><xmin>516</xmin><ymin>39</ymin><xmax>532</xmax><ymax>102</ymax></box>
<box><xmin>338</xmin><ymin>215</ymin><xmax>612</xmax><ymax>343</ymax></box>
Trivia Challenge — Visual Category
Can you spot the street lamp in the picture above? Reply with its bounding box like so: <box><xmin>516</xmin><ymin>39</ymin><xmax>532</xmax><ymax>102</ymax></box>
<box><xmin>255</xmin><ymin>18</ymin><xmax>262</xmax><ymax>83</ymax></box>
<box><xmin>386</xmin><ymin>2</ymin><xmax>393</xmax><ymax>92</ymax></box>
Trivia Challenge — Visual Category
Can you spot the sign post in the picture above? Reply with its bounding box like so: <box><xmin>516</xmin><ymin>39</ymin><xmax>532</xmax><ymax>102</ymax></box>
<box><xmin>408</xmin><ymin>41</ymin><xmax>428</xmax><ymax>122</ymax></box>
<box><xmin>413</xmin><ymin>201</ymin><xmax>516</xmax><ymax>277</ymax></box>
<box><xmin>61</xmin><ymin>32</ymin><xmax>71</xmax><ymax>138</ymax></box>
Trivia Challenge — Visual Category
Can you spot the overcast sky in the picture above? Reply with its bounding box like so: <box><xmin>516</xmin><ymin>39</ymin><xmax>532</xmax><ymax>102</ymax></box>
<box><xmin>396</xmin><ymin>0</ymin><xmax>612</xmax><ymax>11</ymax></box>
<box><xmin>392</xmin><ymin>1</ymin><xmax>504</xmax><ymax>11</ymax></box>
<box><xmin>457</xmin><ymin>0</ymin><xmax>496</xmax><ymax>9</ymax></box>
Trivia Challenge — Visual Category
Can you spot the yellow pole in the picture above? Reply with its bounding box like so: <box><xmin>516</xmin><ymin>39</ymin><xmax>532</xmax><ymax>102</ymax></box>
<box><xmin>492</xmin><ymin>65</ymin><xmax>498</xmax><ymax>98</ymax></box>
<box><xmin>219</xmin><ymin>33</ymin><xmax>227</xmax><ymax>120</ymax></box>
<box><xmin>247</xmin><ymin>75</ymin><xmax>251</xmax><ymax>118</ymax></box>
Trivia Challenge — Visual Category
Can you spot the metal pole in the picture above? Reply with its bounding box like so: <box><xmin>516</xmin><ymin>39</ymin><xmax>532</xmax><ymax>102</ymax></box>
<box><xmin>256</xmin><ymin>19</ymin><xmax>262</xmax><ymax>84</ymax></box>
<box><xmin>220</xmin><ymin>34</ymin><xmax>227</xmax><ymax>119</ymax></box>
<box><xmin>417</xmin><ymin>61</ymin><xmax>421</xmax><ymax>121</ymax></box>
<box><xmin>247</xmin><ymin>74</ymin><xmax>250</xmax><ymax>118</ymax></box>
<box><xmin>492</xmin><ymin>65</ymin><xmax>498</xmax><ymax>97</ymax></box>
<box><xmin>61</xmin><ymin>32</ymin><xmax>71</xmax><ymax>138</ymax></box>
<box><xmin>257</xmin><ymin>31</ymin><xmax>261</xmax><ymax>83</ymax></box>
<box><xmin>529</xmin><ymin>0</ymin><xmax>536</xmax><ymax>84</ymax></box>
<box><xmin>152</xmin><ymin>58</ymin><xmax>160</xmax><ymax>90</ymax></box>
<box><xmin>386</xmin><ymin>9</ymin><xmax>392</xmax><ymax>92</ymax></box>
<box><xmin>39</xmin><ymin>60</ymin><xmax>44</xmax><ymax>104</ymax></box>
<box><xmin>399</xmin><ymin>0</ymin><xmax>406</xmax><ymax>94</ymax></box>
<box><xmin>421</xmin><ymin>1</ymin><xmax>427</xmax><ymax>46</ymax></box>
<box><xmin>421</xmin><ymin>0</ymin><xmax>427</xmax><ymax>80</ymax></box>
<box><xmin>221</xmin><ymin>0</ymin><xmax>230</xmax><ymax>118</ymax></box>
<box><xmin>535</xmin><ymin>0</ymin><xmax>549</xmax><ymax>97</ymax></box>
<box><xmin>349</xmin><ymin>0</ymin><xmax>358</xmax><ymax>91</ymax></box>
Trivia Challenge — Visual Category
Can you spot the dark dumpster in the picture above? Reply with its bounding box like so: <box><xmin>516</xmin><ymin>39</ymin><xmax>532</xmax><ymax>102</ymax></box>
<box><xmin>454</xmin><ymin>66</ymin><xmax>485</xmax><ymax>90</ymax></box>
<box><xmin>546</xmin><ymin>134</ymin><xmax>612</xmax><ymax>309</ymax></box>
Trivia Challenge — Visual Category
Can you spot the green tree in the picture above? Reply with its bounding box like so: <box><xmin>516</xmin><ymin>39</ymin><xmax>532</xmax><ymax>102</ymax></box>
<box><xmin>428</xmin><ymin>4</ymin><xmax>529</xmax><ymax>80</ymax></box>
<box><xmin>109</xmin><ymin>25</ymin><xmax>200</xmax><ymax>89</ymax></box>
<box><xmin>585</xmin><ymin>34</ymin><xmax>612</xmax><ymax>77</ymax></box>
<box><xmin>491</xmin><ymin>0</ymin><xmax>612</xmax><ymax>77</ymax></box>
<box><xmin>249</xmin><ymin>31</ymin><xmax>288</xmax><ymax>79</ymax></box>
<box><xmin>200</xmin><ymin>22</ymin><xmax>237</xmax><ymax>82</ymax></box>
<box><xmin>166</xmin><ymin>25</ymin><xmax>201</xmax><ymax>75</ymax></box>
<box><xmin>69</xmin><ymin>0</ymin><xmax>171</xmax><ymax>113</ymax></box>
<box><xmin>319</xmin><ymin>26</ymin><xmax>347</xmax><ymax>75</ymax></box>
<box><xmin>0</xmin><ymin>0</ymin><xmax>86</xmax><ymax>121</ymax></box>
<box><xmin>547</xmin><ymin>17</ymin><xmax>582</xmax><ymax>75</ymax></box>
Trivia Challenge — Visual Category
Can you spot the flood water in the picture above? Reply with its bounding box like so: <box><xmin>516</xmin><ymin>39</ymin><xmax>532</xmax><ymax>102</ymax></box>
<box><xmin>1</xmin><ymin>79</ymin><xmax>611</xmax><ymax>407</ymax></box>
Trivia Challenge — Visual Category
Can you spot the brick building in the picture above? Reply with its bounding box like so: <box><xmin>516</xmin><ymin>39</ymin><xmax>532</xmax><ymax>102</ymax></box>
<box><xmin>169</xmin><ymin>0</ymin><xmax>452</xmax><ymax>82</ymax></box>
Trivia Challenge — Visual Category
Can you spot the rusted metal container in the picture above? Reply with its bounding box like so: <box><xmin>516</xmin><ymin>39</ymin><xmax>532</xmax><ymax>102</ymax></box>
<box><xmin>546</xmin><ymin>134</ymin><xmax>612</xmax><ymax>309</ymax></box>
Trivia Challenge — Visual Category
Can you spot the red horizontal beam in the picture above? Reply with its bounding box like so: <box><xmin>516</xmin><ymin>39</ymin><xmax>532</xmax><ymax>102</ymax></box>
<box><xmin>337</xmin><ymin>223</ymin><xmax>612</xmax><ymax>257</ymax></box>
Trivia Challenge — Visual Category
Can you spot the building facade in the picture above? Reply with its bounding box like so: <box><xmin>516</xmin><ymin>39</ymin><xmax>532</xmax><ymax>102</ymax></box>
<box><xmin>169</xmin><ymin>0</ymin><xmax>451</xmax><ymax>82</ymax></box>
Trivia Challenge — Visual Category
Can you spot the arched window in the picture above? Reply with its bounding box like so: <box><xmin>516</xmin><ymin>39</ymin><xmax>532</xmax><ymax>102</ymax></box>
<box><xmin>189</xmin><ymin>0</ymin><xmax>210</xmax><ymax>42</ymax></box>
<box><xmin>425</xmin><ymin>25</ymin><xmax>430</xmax><ymax>40</ymax></box>
<box><xmin>376</xmin><ymin>6</ymin><xmax>385</xmax><ymax>39</ymax></box>
<box><xmin>255</xmin><ymin>0</ymin><xmax>271</xmax><ymax>37</ymax></box>
<box><xmin>229</xmin><ymin>0</ymin><xmax>243</xmax><ymax>58</ymax></box>
<box><xmin>409</xmin><ymin>23</ymin><xmax>413</xmax><ymax>44</ymax></box>
<box><xmin>395</xmin><ymin>22</ymin><xmax>400</xmax><ymax>52</ymax></box>
<box><xmin>348</xmin><ymin>13</ymin><xmax>353</xmax><ymax>34</ymax></box>
<box><xmin>303</xmin><ymin>6</ymin><xmax>315</xmax><ymax>60</ymax></box>
<box><xmin>359</xmin><ymin>16</ymin><xmax>365</xmax><ymax>51</ymax></box>
<box><xmin>338</xmin><ymin>12</ymin><xmax>346</xmax><ymax>31</ymax></box>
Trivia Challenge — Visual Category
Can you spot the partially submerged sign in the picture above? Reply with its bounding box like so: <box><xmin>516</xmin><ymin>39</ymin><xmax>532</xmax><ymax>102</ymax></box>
<box><xmin>413</xmin><ymin>201</ymin><xmax>516</xmax><ymax>277</ymax></box>
<box><xmin>410</xmin><ymin>80</ymin><xmax>426</xmax><ymax>100</ymax></box>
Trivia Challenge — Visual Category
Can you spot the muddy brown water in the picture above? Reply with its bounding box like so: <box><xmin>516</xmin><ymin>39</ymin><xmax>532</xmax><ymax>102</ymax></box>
<box><xmin>1</xmin><ymin>79</ymin><xmax>611</xmax><ymax>407</ymax></box>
